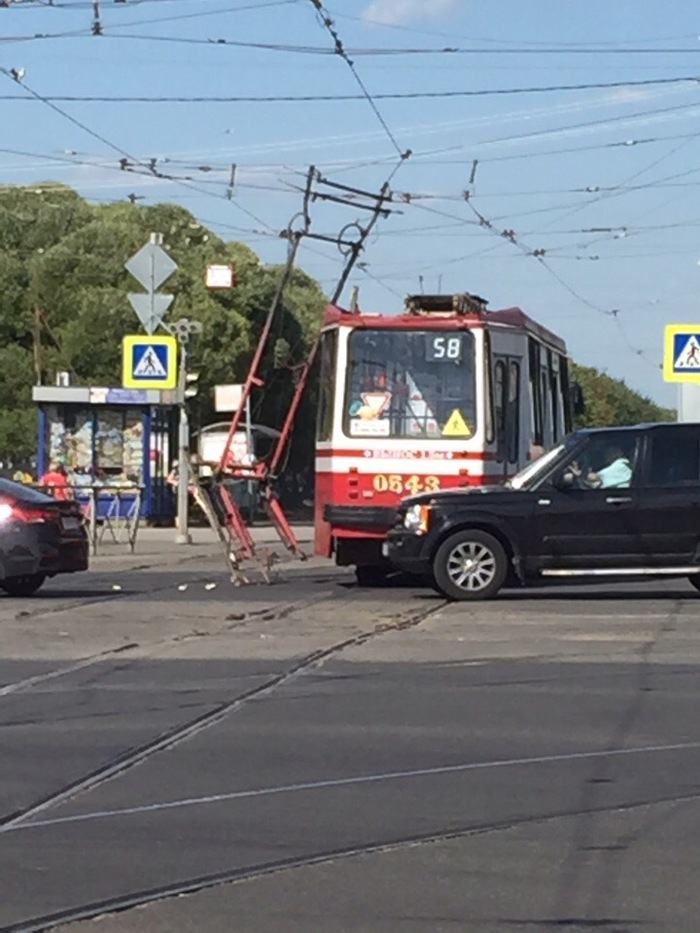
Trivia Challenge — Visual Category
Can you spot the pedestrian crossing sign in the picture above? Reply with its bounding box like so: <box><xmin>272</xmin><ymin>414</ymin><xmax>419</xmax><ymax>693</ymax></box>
<box><xmin>663</xmin><ymin>324</ymin><xmax>700</xmax><ymax>383</ymax></box>
<box><xmin>122</xmin><ymin>334</ymin><xmax>177</xmax><ymax>389</ymax></box>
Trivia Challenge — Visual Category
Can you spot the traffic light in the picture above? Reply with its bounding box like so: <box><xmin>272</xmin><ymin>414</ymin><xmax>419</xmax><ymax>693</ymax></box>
<box><xmin>185</xmin><ymin>372</ymin><xmax>200</xmax><ymax>399</ymax></box>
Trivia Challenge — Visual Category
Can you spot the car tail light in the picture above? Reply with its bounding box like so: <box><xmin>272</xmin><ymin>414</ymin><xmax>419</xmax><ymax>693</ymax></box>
<box><xmin>0</xmin><ymin>499</ymin><xmax>59</xmax><ymax>524</ymax></box>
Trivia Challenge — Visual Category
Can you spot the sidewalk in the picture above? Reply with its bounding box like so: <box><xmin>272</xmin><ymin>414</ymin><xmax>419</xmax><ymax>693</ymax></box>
<box><xmin>89</xmin><ymin>523</ymin><xmax>316</xmax><ymax>574</ymax></box>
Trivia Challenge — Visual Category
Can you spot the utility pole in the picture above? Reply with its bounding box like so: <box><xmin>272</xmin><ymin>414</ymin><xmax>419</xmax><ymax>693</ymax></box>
<box><xmin>175</xmin><ymin>343</ymin><xmax>191</xmax><ymax>544</ymax></box>
<box><xmin>167</xmin><ymin>317</ymin><xmax>203</xmax><ymax>545</ymax></box>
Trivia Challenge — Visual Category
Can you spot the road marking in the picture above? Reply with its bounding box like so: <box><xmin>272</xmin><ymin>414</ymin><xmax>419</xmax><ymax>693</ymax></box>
<box><xmin>8</xmin><ymin>740</ymin><xmax>700</xmax><ymax>834</ymax></box>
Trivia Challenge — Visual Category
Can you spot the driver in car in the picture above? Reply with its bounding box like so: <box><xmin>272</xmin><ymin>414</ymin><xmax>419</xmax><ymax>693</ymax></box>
<box><xmin>572</xmin><ymin>445</ymin><xmax>633</xmax><ymax>489</ymax></box>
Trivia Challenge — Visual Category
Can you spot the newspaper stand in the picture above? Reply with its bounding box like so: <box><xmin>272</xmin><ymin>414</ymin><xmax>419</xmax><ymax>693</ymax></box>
<box><xmin>32</xmin><ymin>385</ymin><xmax>177</xmax><ymax>524</ymax></box>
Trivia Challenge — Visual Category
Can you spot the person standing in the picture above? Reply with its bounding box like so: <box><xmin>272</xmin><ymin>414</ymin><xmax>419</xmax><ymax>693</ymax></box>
<box><xmin>39</xmin><ymin>463</ymin><xmax>70</xmax><ymax>500</ymax></box>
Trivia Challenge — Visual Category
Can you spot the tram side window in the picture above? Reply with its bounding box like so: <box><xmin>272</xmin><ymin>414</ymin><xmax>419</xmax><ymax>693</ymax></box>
<box><xmin>506</xmin><ymin>361</ymin><xmax>520</xmax><ymax>464</ymax></box>
<box><xmin>494</xmin><ymin>360</ymin><xmax>506</xmax><ymax>460</ymax></box>
<box><xmin>540</xmin><ymin>366</ymin><xmax>551</xmax><ymax>447</ymax></box>
<box><xmin>316</xmin><ymin>329</ymin><xmax>338</xmax><ymax>442</ymax></box>
<box><xmin>551</xmin><ymin>369</ymin><xmax>560</xmax><ymax>442</ymax></box>
<box><xmin>528</xmin><ymin>339</ymin><xmax>543</xmax><ymax>446</ymax></box>
<box><xmin>484</xmin><ymin>333</ymin><xmax>495</xmax><ymax>444</ymax></box>
<box><xmin>561</xmin><ymin>356</ymin><xmax>573</xmax><ymax>432</ymax></box>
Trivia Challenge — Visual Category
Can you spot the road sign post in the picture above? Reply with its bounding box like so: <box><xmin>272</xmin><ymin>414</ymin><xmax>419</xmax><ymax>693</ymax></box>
<box><xmin>125</xmin><ymin>233</ymin><xmax>177</xmax><ymax>335</ymax></box>
<box><xmin>167</xmin><ymin>318</ymin><xmax>203</xmax><ymax>546</ymax></box>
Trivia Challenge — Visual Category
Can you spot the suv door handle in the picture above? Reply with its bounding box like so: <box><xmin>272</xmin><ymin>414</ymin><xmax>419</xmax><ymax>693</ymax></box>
<box><xmin>605</xmin><ymin>496</ymin><xmax>632</xmax><ymax>504</ymax></box>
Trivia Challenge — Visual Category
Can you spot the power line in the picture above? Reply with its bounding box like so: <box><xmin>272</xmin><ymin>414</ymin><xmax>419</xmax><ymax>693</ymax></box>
<box><xmin>0</xmin><ymin>0</ymin><xmax>255</xmax><ymax>7</ymax></box>
<box><xmin>1</xmin><ymin>75</ymin><xmax>698</xmax><ymax>102</ymax></box>
<box><xmin>103</xmin><ymin>0</ymin><xmax>301</xmax><ymax>30</ymax></box>
<box><xmin>397</xmin><ymin>194</ymin><xmax>657</xmax><ymax>368</ymax></box>
<box><xmin>0</xmin><ymin>67</ymin><xmax>148</xmax><ymax>167</ymax></box>
<box><xmin>306</xmin><ymin>0</ymin><xmax>408</xmax><ymax>163</ymax></box>
<box><xmin>329</xmin><ymin>8</ymin><xmax>697</xmax><ymax>51</ymax></box>
<box><xmin>535</xmin><ymin>124</ymin><xmax>700</xmax><ymax>234</ymax></box>
<box><xmin>0</xmin><ymin>70</ymin><xmax>277</xmax><ymax>229</ymax></box>
<box><xmin>0</xmin><ymin>0</ymin><xmax>299</xmax><ymax>42</ymax></box>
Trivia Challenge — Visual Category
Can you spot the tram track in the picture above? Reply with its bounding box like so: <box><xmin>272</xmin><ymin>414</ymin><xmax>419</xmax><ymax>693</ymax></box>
<box><xmin>4</xmin><ymin>787</ymin><xmax>700</xmax><ymax>933</ymax></box>
<box><xmin>0</xmin><ymin>595</ymin><xmax>447</xmax><ymax>832</ymax></box>
<box><xmin>3</xmin><ymin>587</ymin><xmax>698</xmax><ymax>932</ymax></box>
<box><xmin>0</xmin><ymin>572</ymin><xmax>345</xmax><ymax>699</ymax></box>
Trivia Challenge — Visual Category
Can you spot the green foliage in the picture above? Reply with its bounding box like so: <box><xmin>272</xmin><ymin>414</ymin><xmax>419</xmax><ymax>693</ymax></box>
<box><xmin>0</xmin><ymin>185</ymin><xmax>325</xmax><ymax>464</ymax></box>
<box><xmin>572</xmin><ymin>362</ymin><xmax>675</xmax><ymax>428</ymax></box>
<box><xmin>2</xmin><ymin>184</ymin><xmax>674</xmax><ymax>469</ymax></box>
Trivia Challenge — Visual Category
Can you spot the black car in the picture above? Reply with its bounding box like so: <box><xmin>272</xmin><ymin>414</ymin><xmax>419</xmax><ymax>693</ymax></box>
<box><xmin>385</xmin><ymin>422</ymin><xmax>700</xmax><ymax>601</ymax></box>
<box><xmin>0</xmin><ymin>478</ymin><xmax>89</xmax><ymax>596</ymax></box>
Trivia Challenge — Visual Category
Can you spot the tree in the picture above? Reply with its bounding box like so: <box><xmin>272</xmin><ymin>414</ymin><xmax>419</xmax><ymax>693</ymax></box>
<box><xmin>0</xmin><ymin>184</ymin><xmax>675</xmax><ymax>471</ymax></box>
<box><xmin>571</xmin><ymin>362</ymin><xmax>675</xmax><ymax>428</ymax></box>
<box><xmin>0</xmin><ymin>186</ymin><xmax>325</xmax><ymax>466</ymax></box>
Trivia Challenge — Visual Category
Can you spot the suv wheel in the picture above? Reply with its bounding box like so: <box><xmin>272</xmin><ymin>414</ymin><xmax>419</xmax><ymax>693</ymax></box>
<box><xmin>0</xmin><ymin>574</ymin><xmax>47</xmax><ymax>597</ymax></box>
<box><xmin>433</xmin><ymin>530</ymin><xmax>507</xmax><ymax>601</ymax></box>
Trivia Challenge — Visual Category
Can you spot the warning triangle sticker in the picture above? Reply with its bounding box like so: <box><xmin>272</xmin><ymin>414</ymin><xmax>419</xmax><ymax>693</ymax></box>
<box><xmin>442</xmin><ymin>408</ymin><xmax>471</xmax><ymax>437</ymax></box>
<box><xmin>674</xmin><ymin>335</ymin><xmax>700</xmax><ymax>369</ymax></box>
<box><xmin>133</xmin><ymin>346</ymin><xmax>167</xmax><ymax>378</ymax></box>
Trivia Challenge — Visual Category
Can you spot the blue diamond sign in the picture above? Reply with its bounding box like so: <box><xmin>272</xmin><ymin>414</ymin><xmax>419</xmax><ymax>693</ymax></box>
<box><xmin>663</xmin><ymin>324</ymin><xmax>700</xmax><ymax>383</ymax></box>
<box><xmin>122</xmin><ymin>335</ymin><xmax>177</xmax><ymax>389</ymax></box>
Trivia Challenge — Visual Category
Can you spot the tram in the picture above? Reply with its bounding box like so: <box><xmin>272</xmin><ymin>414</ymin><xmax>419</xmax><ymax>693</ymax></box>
<box><xmin>314</xmin><ymin>292</ymin><xmax>578</xmax><ymax>583</ymax></box>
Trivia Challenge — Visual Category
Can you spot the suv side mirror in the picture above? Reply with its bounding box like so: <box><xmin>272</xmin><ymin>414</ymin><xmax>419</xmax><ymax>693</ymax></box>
<box><xmin>553</xmin><ymin>470</ymin><xmax>576</xmax><ymax>491</ymax></box>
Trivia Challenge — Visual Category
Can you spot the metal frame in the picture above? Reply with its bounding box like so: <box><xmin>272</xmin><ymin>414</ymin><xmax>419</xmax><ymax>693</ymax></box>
<box><xmin>200</xmin><ymin>167</ymin><xmax>396</xmax><ymax>578</ymax></box>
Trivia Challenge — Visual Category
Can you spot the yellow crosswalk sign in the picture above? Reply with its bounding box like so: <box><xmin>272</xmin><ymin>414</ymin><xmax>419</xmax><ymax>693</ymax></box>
<box><xmin>442</xmin><ymin>409</ymin><xmax>471</xmax><ymax>437</ymax></box>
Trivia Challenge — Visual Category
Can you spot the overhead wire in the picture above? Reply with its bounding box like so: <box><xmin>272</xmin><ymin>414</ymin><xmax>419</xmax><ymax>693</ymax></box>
<box><xmin>0</xmin><ymin>0</ymin><xmax>299</xmax><ymax>43</ymax></box>
<box><xmin>0</xmin><ymin>0</ymin><xmax>685</xmax><ymax>380</ymax></box>
<box><xmin>1</xmin><ymin>75</ymin><xmax>698</xmax><ymax>101</ymax></box>
<box><xmin>391</xmin><ymin>195</ymin><xmax>658</xmax><ymax>368</ymax></box>
<box><xmin>328</xmin><ymin>7</ymin><xmax>697</xmax><ymax>50</ymax></box>
<box><xmin>467</xmin><ymin>197</ymin><xmax>661</xmax><ymax>369</ymax></box>
<box><xmin>1</xmin><ymin>0</ymin><xmax>237</xmax><ymax>7</ymax></box>
<box><xmin>0</xmin><ymin>67</ymin><xmax>149</xmax><ymax>168</ymax></box>
<box><xmin>0</xmin><ymin>69</ymin><xmax>277</xmax><ymax>229</ymax></box>
<box><xmin>305</xmin><ymin>0</ymin><xmax>408</xmax><ymax>164</ymax></box>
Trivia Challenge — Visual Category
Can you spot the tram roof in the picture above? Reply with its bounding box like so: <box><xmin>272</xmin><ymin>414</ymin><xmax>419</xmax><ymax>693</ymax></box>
<box><xmin>322</xmin><ymin>300</ymin><xmax>568</xmax><ymax>354</ymax></box>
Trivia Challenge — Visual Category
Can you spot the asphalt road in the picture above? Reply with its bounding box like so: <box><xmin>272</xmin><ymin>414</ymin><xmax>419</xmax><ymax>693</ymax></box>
<box><xmin>1</xmin><ymin>546</ymin><xmax>700</xmax><ymax>932</ymax></box>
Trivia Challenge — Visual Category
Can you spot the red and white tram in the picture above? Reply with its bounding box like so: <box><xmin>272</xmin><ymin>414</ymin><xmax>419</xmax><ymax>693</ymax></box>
<box><xmin>314</xmin><ymin>292</ymin><xmax>575</xmax><ymax>582</ymax></box>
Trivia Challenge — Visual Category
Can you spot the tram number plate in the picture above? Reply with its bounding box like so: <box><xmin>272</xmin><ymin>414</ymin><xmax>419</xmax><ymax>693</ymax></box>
<box><xmin>372</xmin><ymin>474</ymin><xmax>441</xmax><ymax>495</ymax></box>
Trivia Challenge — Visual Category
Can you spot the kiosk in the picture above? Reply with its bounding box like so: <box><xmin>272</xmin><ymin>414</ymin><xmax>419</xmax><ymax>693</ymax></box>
<box><xmin>32</xmin><ymin>385</ymin><xmax>178</xmax><ymax>523</ymax></box>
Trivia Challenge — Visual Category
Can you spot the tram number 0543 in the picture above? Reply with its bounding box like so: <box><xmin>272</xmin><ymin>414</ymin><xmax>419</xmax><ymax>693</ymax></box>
<box><xmin>372</xmin><ymin>474</ymin><xmax>441</xmax><ymax>495</ymax></box>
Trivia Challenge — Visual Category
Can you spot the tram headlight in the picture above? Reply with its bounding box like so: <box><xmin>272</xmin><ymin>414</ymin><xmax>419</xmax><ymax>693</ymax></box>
<box><xmin>404</xmin><ymin>504</ymin><xmax>431</xmax><ymax>534</ymax></box>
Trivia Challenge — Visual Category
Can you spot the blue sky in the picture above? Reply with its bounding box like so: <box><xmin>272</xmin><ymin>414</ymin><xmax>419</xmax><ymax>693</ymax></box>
<box><xmin>2</xmin><ymin>0</ymin><xmax>700</xmax><ymax>405</ymax></box>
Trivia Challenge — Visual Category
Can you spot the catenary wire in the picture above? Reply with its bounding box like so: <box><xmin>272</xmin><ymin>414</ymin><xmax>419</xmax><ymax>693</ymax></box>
<box><xmin>0</xmin><ymin>75</ymin><xmax>697</xmax><ymax>101</ymax></box>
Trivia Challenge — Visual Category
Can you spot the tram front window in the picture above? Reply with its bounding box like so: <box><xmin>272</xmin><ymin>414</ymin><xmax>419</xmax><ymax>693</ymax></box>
<box><xmin>344</xmin><ymin>329</ymin><xmax>476</xmax><ymax>439</ymax></box>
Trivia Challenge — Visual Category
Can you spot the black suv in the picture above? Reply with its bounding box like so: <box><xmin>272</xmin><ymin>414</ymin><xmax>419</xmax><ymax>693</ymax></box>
<box><xmin>385</xmin><ymin>423</ymin><xmax>700</xmax><ymax>601</ymax></box>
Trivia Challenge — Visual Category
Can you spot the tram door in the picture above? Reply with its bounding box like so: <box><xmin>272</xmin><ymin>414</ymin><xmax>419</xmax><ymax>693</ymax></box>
<box><xmin>493</xmin><ymin>355</ymin><xmax>522</xmax><ymax>477</ymax></box>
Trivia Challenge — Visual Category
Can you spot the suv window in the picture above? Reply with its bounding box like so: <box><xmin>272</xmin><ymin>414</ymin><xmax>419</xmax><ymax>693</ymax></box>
<box><xmin>556</xmin><ymin>431</ymin><xmax>641</xmax><ymax>490</ymax></box>
<box><xmin>647</xmin><ymin>426</ymin><xmax>700</xmax><ymax>487</ymax></box>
